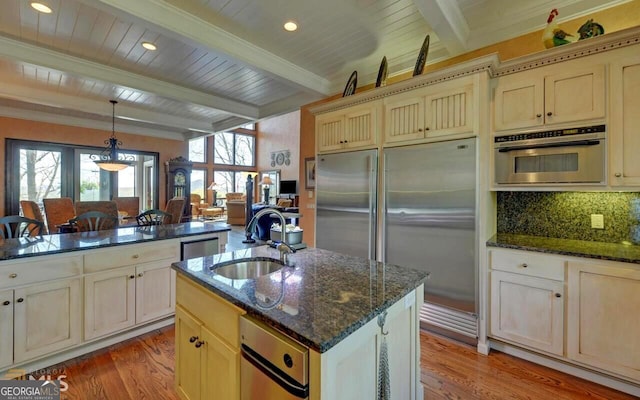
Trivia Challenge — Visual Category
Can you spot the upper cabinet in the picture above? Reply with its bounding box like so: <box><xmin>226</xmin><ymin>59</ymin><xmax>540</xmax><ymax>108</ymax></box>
<box><xmin>316</xmin><ymin>102</ymin><xmax>380</xmax><ymax>153</ymax></box>
<box><xmin>494</xmin><ymin>64</ymin><xmax>605</xmax><ymax>131</ymax></box>
<box><xmin>609</xmin><ymin>53</ymin><xmax>640</xmax><ymax>187</ymax></box>
<box><xmin>384</xmin><ymin>83</ymin><xmax>474</xmax><ymax>144</ymax></box>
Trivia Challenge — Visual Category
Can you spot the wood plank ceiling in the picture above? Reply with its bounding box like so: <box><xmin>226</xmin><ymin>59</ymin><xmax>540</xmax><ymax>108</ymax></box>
<box><xmin>0</xmin><ymin>0</ymin><xmax>630</xmax><ymax>140</ymax></box>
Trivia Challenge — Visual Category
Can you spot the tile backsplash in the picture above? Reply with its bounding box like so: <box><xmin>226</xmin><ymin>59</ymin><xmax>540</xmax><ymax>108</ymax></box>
<box><xmin>497</xmin><ymin>192</ymin><xmax>640</xmax><ymax>244</ymax></box>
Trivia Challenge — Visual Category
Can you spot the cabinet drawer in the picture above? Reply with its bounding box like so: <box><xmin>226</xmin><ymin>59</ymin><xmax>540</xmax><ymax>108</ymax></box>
<box><xmin>176</xmin><ymin>275</ymin><xmax>245</xmax><ymax>348</ymax></box>
<box><xmin>489</xmin><ymin>249</ymin><xmax>565</xmax><ymax>281</ymax></box>
<box><xmin>84</xmin><ymin>241</ymin><xmax>179</xmax><ymax>273</ymax></box>
<box><xmin>0</xmin><ymin>255</ymin><xmax>82</xmax><ymax>289</ymax></box>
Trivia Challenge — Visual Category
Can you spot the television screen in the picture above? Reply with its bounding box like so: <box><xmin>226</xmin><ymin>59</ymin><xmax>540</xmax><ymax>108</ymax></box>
<box><xmin>279</xmin><ymin>180</ymin><xmax>297</xmax><ymax>195</ymax></box>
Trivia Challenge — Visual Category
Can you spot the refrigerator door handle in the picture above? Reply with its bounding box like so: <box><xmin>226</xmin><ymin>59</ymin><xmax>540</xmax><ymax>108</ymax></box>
<box><xmin>368</xmin><ymin>155</ymin><xmax>377</xmax><ymax>261</ymax></box>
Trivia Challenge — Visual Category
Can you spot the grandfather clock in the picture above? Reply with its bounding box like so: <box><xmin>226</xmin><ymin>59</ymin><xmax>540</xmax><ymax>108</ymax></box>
<box><xmin>165</xmin><ymin>156</ymin><xmax>193</xmax><ymax>220</ymax></box>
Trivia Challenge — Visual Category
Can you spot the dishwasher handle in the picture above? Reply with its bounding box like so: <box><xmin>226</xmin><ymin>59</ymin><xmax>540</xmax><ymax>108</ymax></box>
<box><xmin>241</xmin><ymin>344</ymin><xmax>309</xmax><ymax>399</ymax></box>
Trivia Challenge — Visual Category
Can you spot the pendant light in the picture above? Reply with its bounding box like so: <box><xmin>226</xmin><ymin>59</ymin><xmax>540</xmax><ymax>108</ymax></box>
<box><xmin>92</xmin><ymin>100</ymin><xmax>134</xmax><ymax>172</ymax></box>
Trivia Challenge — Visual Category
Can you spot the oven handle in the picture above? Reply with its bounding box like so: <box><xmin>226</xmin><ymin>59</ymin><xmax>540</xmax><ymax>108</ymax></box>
<box><xmin>241</xmin><ymin>344</ymin><xmax>309</xmax><ymax>399</ymax></box>
<box><xmin>497</xmin><ymin>140</ymin><xmax>601</xmax><ymax>152</ymax></box>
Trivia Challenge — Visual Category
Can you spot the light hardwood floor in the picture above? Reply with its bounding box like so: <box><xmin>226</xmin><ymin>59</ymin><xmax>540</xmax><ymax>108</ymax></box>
<box><xmin>42</xmin><ymin>325</ymin><xmax>637</xmax><ymax>400</ymax></box>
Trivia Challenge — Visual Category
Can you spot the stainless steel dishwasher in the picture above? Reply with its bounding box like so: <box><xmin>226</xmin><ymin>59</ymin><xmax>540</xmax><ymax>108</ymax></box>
<box><xmin>240</xmin><ymin>315</ymin><xmax>309</xmax><ymax>399</ymax></box>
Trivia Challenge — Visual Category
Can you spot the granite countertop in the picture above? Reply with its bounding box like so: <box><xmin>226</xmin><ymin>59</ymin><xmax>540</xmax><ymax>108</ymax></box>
<box><xmin>172</xmin><ymin>246</ymin><xmax>428</xmax><ymax>353</ymax></box>
<box><xmin>0</xmin><ymin>221</ymin><xmax>230</xmax><ymax>261</ymax></box>
<box><xmin>487</xmin><ymin>233</ymin><xmax>640</xmax><ymax>264</ymax></box>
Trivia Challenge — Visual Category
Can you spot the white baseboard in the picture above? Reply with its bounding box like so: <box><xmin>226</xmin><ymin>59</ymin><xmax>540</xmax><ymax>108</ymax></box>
<box><xmin>490</xmin><ymin>340</ymin><xmax>640</xmax><ymax>397</ymax></box>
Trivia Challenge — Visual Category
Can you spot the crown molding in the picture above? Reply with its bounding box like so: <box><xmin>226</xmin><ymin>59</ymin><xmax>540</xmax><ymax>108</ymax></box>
<box><xmin>310</xmin><ymin>54</ymin><xmax>500</xmax><ymax>115</ymax></box>
<box><xmin>494</xmin><ymin>25</ymin><xmax>640</xmax><ymax>76</ymax></box>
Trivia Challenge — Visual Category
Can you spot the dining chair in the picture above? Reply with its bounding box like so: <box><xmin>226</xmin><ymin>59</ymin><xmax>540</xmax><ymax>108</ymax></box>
<box><xmin>69</xmin><ymin>211</ymin><xmax>119</xmax><ymax>232</ymax></box>
<box><xmin>0</xmin><ymin>216</ymin><xmax>45</xmax><ymax>238</ymax></box>
<box><xmin>112</xmin><ymin>197</ymin><xmax>140</xmax><ymax>219</ymax></box>
<box><xmin>164</xmin><ymin>198</ymin><xmax>186</xmax><ymax>224</ymax></box>
<box><xmin>43</xmin><ymin>197</ymin><xmax>75</xmax><ymax>234</ymax></box>
<box><xmin>20</xmin><ymin>200</ymin><xmax>48</xmax><ymax>235</ymax></box>
<box><xmin>135</xmin><ymin>209</ymin><xmax>173</xmax><ymax>226</ymax></box>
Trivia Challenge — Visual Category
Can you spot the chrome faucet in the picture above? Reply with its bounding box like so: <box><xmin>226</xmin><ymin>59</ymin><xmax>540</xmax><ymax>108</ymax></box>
<box><xmin>245</xmin><ymin>208</ymin><xmax>296</xmax><ymax>263</ymax></box>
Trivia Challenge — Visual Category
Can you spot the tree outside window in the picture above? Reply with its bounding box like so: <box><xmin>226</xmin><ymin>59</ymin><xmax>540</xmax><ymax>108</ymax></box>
<box><xmin>214</xmin><ymin>132</ymin><xmax>254</xmax><ymax>166</ymax></box>
<box><xmin>189</xmin><ymin>137</ymin><xmax>206</xmax><ymax>163</ymax></box>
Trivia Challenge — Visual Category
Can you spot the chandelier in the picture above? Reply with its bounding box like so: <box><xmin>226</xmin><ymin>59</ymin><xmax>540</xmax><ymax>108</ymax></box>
<box><xmin>92</xmin><ymin>100</ymin><xmax>135</xmax><ymax>172</ymax></box>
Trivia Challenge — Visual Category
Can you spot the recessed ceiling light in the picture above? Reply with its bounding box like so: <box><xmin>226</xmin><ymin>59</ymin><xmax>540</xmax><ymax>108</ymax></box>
<box><xmin>283</xmin><ymin>21</ymin><xmax>298</xmax><ymax>32</ymax></box>
<box><xmin>30</xmin><ymin>2</ymin><xmax>52</xmax><ymax>13</ymax></box>
<box><xmin>141</xmin><ymin>42</ymin><xmax>157</xmax><ymax>51</ymax></box>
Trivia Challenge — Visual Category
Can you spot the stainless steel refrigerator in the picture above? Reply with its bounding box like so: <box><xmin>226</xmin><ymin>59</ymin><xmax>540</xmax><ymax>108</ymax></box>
<box><xmin>383</xmin><ymin>138</ymin><xmax>477</xmax><ymax>342</ymax></box>
<box><xmin>315</xmin><ymin>150</ymin><xmax>377</xmax><ymax>260</ymax></box>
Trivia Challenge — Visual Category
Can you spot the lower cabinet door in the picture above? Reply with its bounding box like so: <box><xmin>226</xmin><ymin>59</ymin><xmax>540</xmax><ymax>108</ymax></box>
<box><xmin>84</xmin><ymin>267</ymin><xmax>136</xmax><ymax>340</ymax></box>
<box><xmin>490</xmin><ymin>271</ymin><xmax>564</xmax><ymax>355</ymax></box>
<box><xmin>202</xmin><ymin>326</ymin><xmax>239</xmax><ymax>400</ymax></box>
<box><xmin>0</xmin><ymin>289</ymin><xmax>13</xmax><ymax>368</ymax></box>
<box><xmin>175</xmin><ymin>307</ymin><xmax>203</xmax><ymax>400</ymax></box>
<box><xmin>135</xmin><ymin>263</ymin><xmax>175</xmax><ymax>324</ymax></box>
<box><xmin>567</xmin><ymin>261</ymin><xmax>640</xmax><ymax>381</ymax></box>
<box><xmin>13</xmin><ymin>278</ymin><xmax>81</xmax><ymax>363</ymax></box>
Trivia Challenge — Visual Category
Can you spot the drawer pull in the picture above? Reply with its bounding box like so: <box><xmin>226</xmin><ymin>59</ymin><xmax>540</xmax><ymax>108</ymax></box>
<box><xmin>129</xmin><ymin>275</ymin><xmax>135</xmax><ymax>279</ymax></box>
<box><xmin>2</xmin><ymin>301</ymin><xmax>10</xmax><ymax>306</ymax></box>
<box><xmin>195</xmin><ymin>340</ymin><xmax>205</xmax><ymax>348</ymax></box>
<box><xmin>138</xmin><ymin>273</ymin><xmax>144</xmax><ymax>278</ymax></box>
<box><xmin>9</xmin><ymin>273</ymin><xmax>17</xmax><ymax>279</ymax></box>
<box><xmin>614</xmin><ymin>172</ymin><xmax>622</xmax><ymax>177</ymax></box>
<box><xmin>536</xmin><ymin>114</ymin><xmax>542</xmax><ymax>118</ymax></box>
<box><xmin>189</xmin><ymin>336</ymin><xmax>198</xmax><ymax>343</ymax></box>
<box><xmin>546</xmin><ymin>111</ymin><xmax>553</xmax><ymax>116</ymax></box>
<box><xmin>555</xmin><ymin>293</ymin><xmax>562</xmax><ymax>298</ymax></box>
<box><xmin>16</xmin><ymin>298</ymin><xmax>24</xmax><ymax>303</ymax></box>
<box><xmin>521</xmin><ymin>263</ymin><xmax>528</xmax><ymax>268</ymax></box>
<box><xmin>132</xmin><ymin>254</ymin><xmax>140</xmax><ymax>259</ymax></box>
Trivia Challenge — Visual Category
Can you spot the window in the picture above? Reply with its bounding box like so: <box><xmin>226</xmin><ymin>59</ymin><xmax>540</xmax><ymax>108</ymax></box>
<box><xmin>188</xmin><ymin>137</ymin><xmax>206</xmax><ymax>163</ymax></box>
<box><xmin>213</xmin><ymin>171</ymin><xmax>256</xmax><ymax>197</ymax></box>
<box><xmin>6</xmin><ymin>139</ymin><xmax>159</xmax><ymax>216</ymax></box>
<box><xmin>191</xmin><ymin>169</ymin><xmax>206</xmax><ymax>199</ymax></box>
<box><xmin>241</xmin><ymin>123</ymin><xmax>255</xmax><ymax>130</ymax></box>
<box><xmin>214</xmin><ymin>132</ymin><xmax>255</xmax><ymax>166</ymax></box>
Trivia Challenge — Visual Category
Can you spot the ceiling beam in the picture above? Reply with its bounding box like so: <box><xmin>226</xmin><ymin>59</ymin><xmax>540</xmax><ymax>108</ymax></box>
<box><xmin>0</xmin><ymin>81</ymin><xmax>216</xmax><ymax>137</ymax></box>
<box><xmin>95</xmin><ymin>0</ymin><xmax>333</xmax><ymax>97</ymax></box>
<box><xmin>0</xmin><ymin>36</ymin><xmax>259</xmax><ymax>120</ymax></box>
<box><xmin>413</xmin><ymin>0</ymin><xmax>469</xmax><ymax>56</ymax></box>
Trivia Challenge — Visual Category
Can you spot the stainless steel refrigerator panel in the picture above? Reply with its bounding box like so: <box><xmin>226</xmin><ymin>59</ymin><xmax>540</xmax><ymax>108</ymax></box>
<box><xmin>316</xmin><ymin>150</ymin><xmax>377</xmax><ymax>260</ymax></box>
<box><xmin>383</xmin><ymin>138</ymin><xmax>476</xmax><ymax>313</ymax></box>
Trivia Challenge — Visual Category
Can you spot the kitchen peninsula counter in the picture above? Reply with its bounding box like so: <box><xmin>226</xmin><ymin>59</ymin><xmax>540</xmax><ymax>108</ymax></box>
<box><xmin>487</xmin><ymin>233</ymin><xmax>640</xmax><ymax>264</ymax></box>
<box><xmin>0</xmin><ymin>221</ymin><xmax>230</xmax><ymax>261</ymax></box>
<box><xmin>172</xmin><ymin>245</ymin><xmax>428</xmax><ymax>352</ymax></box>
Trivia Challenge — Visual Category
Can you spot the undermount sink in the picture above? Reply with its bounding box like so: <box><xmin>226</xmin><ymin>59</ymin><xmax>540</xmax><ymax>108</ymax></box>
<box><xmin>213</xmin><ymin>259</ymin><xmax>283</xmax><ymax>279</ymax></box>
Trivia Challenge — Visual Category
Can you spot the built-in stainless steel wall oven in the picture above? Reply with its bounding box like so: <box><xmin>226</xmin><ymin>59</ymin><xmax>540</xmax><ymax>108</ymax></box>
<box><xmin>494</xmin><ymin>124</ymin><xmax>605</xmax><ymax>185</ymax></box>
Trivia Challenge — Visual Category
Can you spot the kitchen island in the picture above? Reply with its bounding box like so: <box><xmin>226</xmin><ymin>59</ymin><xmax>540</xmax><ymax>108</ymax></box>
<box><xmin>172</xmin><ymin>245</ymin><xmax>428</xmax><ymax>400</ymax></box>
<box><xmin>0</xmin><ymin>221</ymin><xmax>230</xmax><ymax>375</ymax></box>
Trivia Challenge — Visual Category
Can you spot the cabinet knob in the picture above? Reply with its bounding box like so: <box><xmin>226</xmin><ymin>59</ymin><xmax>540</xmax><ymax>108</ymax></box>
<box><xmin>129</xmin><ymin>275</ymin><xmax>135</xmax><ymax>279</ymax></box>
<box><xmin>521</xmin><ymin>263</ymin><xmax>528</xmax><ymax>268</ymax></box>
<box><xmin>425</xmin><ymin>127</ymin><xmax>430</xmax><ymax>131</ymax></box>
<box><xmin>9</xmin><ymin>273</ymin><xmax>17</xmax><ymax>279</ymax></box>
<box><xmin>2</xmin><ymin>301</ymin><xmax>10</xmax><ymax>306</ymax></box>
<box><xmin>546</xmin><ymin>112</ymin><xmax>553</xmax><ymax>116</ymax></box>
<box><xmin>195</xmin><ymin>340</ymin><xmax>205</xmax><ymax>348</ymax></box>
<box><xmin>16</xmin><ymin>298</ymin><xmax>24</xmax><ymax>303</ymax></box>
<box><xmin>614</xmin><ymin>172</ymin><xmax>622</xmax><ymax>177</ymax></box>
<box><xmin>138</xmin><ymin>273</ymin><xmax>144</xmax><ymax>277</ymax></box>
<box><xmin>132</xmin><ymin>254</ymin><xmax>140</xmax><ymax>259</ymax></box>
<box><xmin>555</xmin><ymin>293</ymin><xmax>562</xmax><ymax>298</ymax></box>
<box><xmin>536</xmin><ymin>114</ymin><xmax>542</xmax><ymax>118</ymax></box>
<box><xmin>189</xmin><ymin>336</ymin><xmax>198</xmax><ymax>343</ymax></box>
<box><xmin>343</xmin><ymin>140</ymin><xmax>348</xmax><ymax>143</ymax></box>
<box><xmin>418</xmin><ymin>128</ymin><xmax>423</xmax><ymax>132</ymax></box>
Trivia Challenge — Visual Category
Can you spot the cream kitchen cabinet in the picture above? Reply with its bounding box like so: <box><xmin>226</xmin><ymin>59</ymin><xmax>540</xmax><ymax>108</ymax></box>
<box><xmin>493</xmin><ymin>64</ymin><xmax>605</xmax><ymax>131</ymax></box>
<box><xmin>316</xmin><ymin>102</ymin><xmax>379</xmax><ymax>153</ymax></box>
<box><xmin>489</xmin><ymin>249</ymin><xmax>565</xmax><ymax>356</ymax></box>
<box><xmin>609</xmin><ymin>53</ymin><xmax>640</xmax><ymax>186</ymax></box>
<box><xmin>84</xmin><ymin>242</ymin><xmax>179</xmax><ymax>340</ymax></box>
<box><xmin>567</xmin><ymin>260</ymin><xmax>640</xmax><ymax>382</ymax></box>
<box><xmin>0</xmin><ymin>255</ymin><xmax>83</xmax><ymax>368</ymax></box>
<box><xmin>175</xmin><ymin>275</ymin><xmax>245</xmax><ymax>400</ymax></box>
<box><xmin>384</xmin><ymin>83</ymin><xmax>474</xmax><ymax>144</ymax></box>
